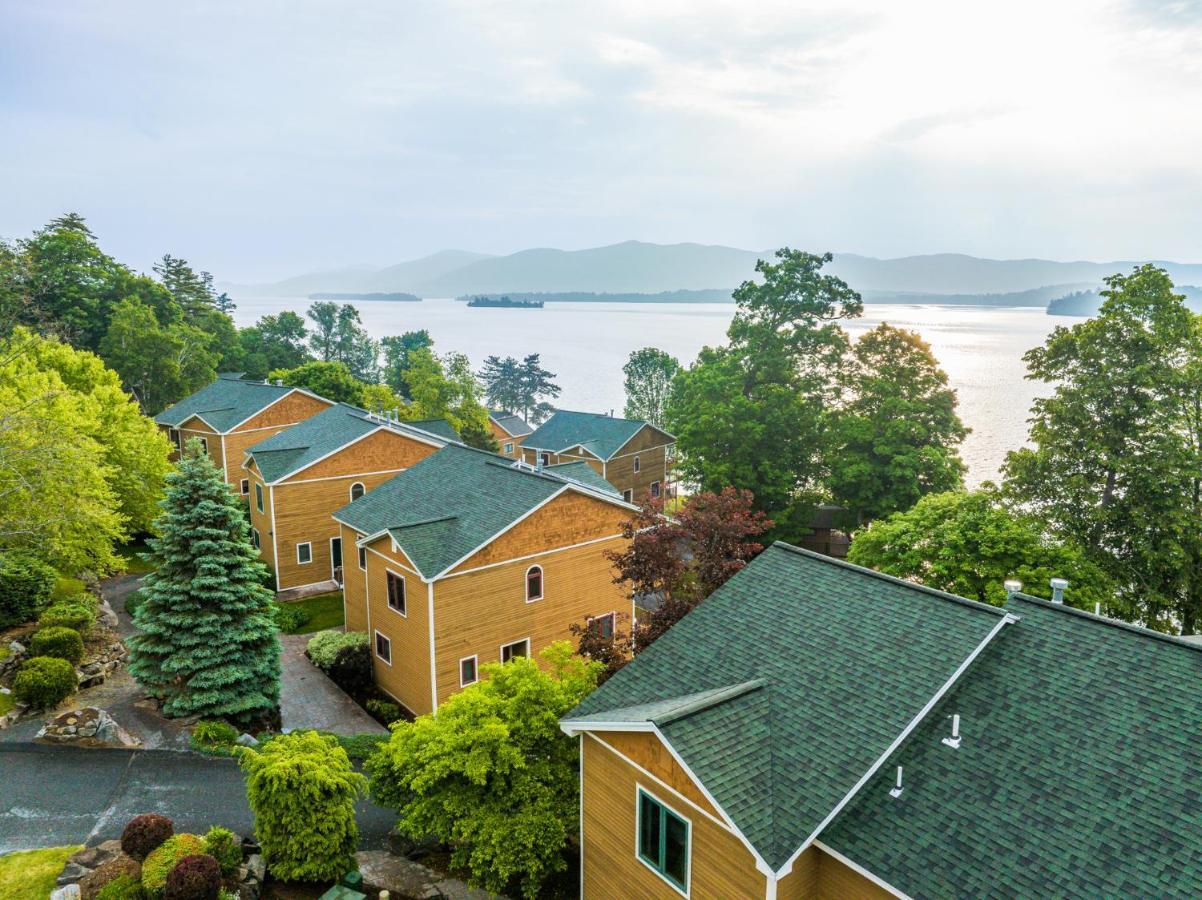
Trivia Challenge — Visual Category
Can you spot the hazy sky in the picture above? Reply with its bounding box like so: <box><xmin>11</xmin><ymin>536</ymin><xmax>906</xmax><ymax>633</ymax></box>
<box><xmin>2</xmin><ymin>0</ymin><xmax>1201</xmax><ymax>280</ymax></box>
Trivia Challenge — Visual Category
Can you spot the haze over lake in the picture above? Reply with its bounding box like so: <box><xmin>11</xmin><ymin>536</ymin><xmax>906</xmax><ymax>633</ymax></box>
<box><xmin>232</xmin><ymin>298</ymin><xmax>1058</xmax><ymax>486</ymax></box>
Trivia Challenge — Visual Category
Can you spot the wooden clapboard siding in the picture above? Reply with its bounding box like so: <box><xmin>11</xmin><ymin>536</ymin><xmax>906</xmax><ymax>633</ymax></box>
<box><xmin>519</xmin><ymin>445</ymin><xmax>603</xmax><ymax>474</ymax></box>
<box><xmin>340</xmin><ymin>523</ymin><xmax>369</xmax><ymax>633</ymax></box>
<box><xmin>489</xmin><ymin>420</ymin><xmax>526</xmax><ymax>458</ymax></box>
<box><xmin>239</xmin><ymin>390</ymin><xmax>331</xmax><ymax>431</ymax></box>
<box><xmin>432</xmin><ymin>534</ymin><xmax>628</xmax><ymax>705</ymax></box>
<box><xmin>582</xmin><ymin>731</ymin><xmax>767</xmax><ymax>899</ymax></box>
<box><xmin>176</xmin><ymin>417</ymin><xmax>224</xmax><ymax>478</ymax></box>
<box><xmin>595</xmin><ymin>731</ymin><xmax>720</xmax><ymax>820</ymax></box>
<box><xmin>605</xmin><ymin>425</ymin><xmax>672</xmax><ymax>502</ymax></box>
<box><xmin>810</xmin><ymin>848</ymin><xmax>897</xmax><ymax>899</ymax></box>
<box><xmin>364</xmin><ymin>534</ymin><xmax>432</xmax><ymax>715</ymax></box>
<box><xmin>776</xmin><ymin>847</ymin><xmax>820</xmax><ymax>898</ymax></box>
<box><xmin>245</xmin><ymin>463</ymin><xmax>277</xmax><ymax>582</ymax></box>
<box><xmin>289</xmin><ymin>428</ymin><xmax>439</xmax><ymax>482</ymax></box>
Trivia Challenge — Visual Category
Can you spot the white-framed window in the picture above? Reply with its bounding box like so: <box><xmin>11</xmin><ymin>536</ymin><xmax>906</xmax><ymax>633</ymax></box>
<box><xmin>240</xmin><ymin>478</ymin><xmax>250</xmax><ymax>495</ymax></box>
<box><xmin>650</xmin><ymin>481</ymin><xmax>661</xmax><ymax>499</ymax></box>
<box><xmin>633</xmin><ymin>455</ymin><xmax>641</xmax><ymax>473</ymax></box>
<box><xmin>374</xmin><ymin>630</ymin><xmax>392</xmax><ymax>665</ymax></box>
<box><xmin>504</xmin><ymin>442</ymin><xmax>514</xmax><ymax>455</ymax></box>
<box><xmin>168</xmin><ymin>428</ymin><xmax>181</xmax><ymax>449</ymax></box>
<box><xmin>636</xmin><ymin>787</ymin><xmax>690</xmax><ymax>895</ymax></box>
<box><xmin>251</xmin><ymin>528</ymin><xmax>261</xmax><ymax>550</ymax></box>
<box><xmin>460</xmin><ymin>655</ymin><xmax>478</xmax><ymax>686</ymax></box>
<box><xmin>358</xmin><ymin>546</ymin><xmax>367</xmax><ymax>571</ymax></box>
<box><xmin>255</xmin><ymin>483</ymin><xmax>264</xmax><ymax>513</ymax></box>
<box><xmin>622</xmin><ymin>489</ymin><xmax>633</xmax><ymax>503</ymax></box>
<box><xmin>501</xmin><ymin>638</ymin><xmax>530</xmax><ymax>663</ymax></box>
<box><xmin>540</xmin><ymin>451</ymin><xmax>551</xmax><ymax>467</ymax></box>
<box><xmin>525</xmin><ymin>565</ymin><xmax>544</xmax><ymax>602</ymax></box>
<box><xmin>297</xmin><ymin>542</ymin><xmax>312</xmax><ymax>564</ymax></box>
<box><xmin>198</xmin><ymin>437</ymin><xmax>209</xmax><ymax>455</ymax></box>
<box><xmin>386</xmin><ymin>570</ymin><xmax>406</xmax><ymax>615</ymax></box>
<box><xmin>350</xmin><ymin>482</ymin><xmax>366</xmax><ymax>502</ymax></box>
<box><xmin>589</xmin><ymin>612</ymin><xmax>616</xmax><ymax>640</ymax></box>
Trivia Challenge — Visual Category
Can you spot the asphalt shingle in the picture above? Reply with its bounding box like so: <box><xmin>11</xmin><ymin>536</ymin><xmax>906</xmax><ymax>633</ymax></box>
<box><xmin>154</xmin><ymin>374</ymin><xmax>299</xmax><ymax>432</ymax></box>
<box><xmin>523</xmin><ymin>409</ymin><xmax>668</xmax><ymax>461</ymax></box>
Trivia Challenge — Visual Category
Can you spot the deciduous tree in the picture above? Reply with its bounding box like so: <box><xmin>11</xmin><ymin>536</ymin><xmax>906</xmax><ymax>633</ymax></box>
<box><xmin>268</xmin><ymin>360</ymin><xmax>365</xmax><ymax>405</ymax></box>
<box><xmin>381</xmin><ymin>330</ymin><xmax>432</xmax><ymax>399</ymax></box>
<box><xmin>622</xmin><ymin>347</ymin><xmax>680</xmax><ymax>427</ymax></box>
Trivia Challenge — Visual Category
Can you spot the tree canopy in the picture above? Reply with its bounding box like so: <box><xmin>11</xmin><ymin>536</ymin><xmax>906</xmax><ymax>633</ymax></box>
<box><xmin>622</xmin><ymin>347</ymin><xmax>680</xmax><ymax>427</ymax></box>
<box><xmin>478</xmin><ymin>353</ymin><xmax>561</xmax><ymax>423</ymax></box>
<box><xmin>307</xmin><ymin>301</ymin><xmax>378</xmax><ymax>381</ymax></box>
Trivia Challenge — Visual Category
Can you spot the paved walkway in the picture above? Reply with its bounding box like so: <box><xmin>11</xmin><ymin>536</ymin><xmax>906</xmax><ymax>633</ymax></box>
<box><xmin>279</xmin><ymin>634</ymin><xmax>387</xmax><ymax>734</ymax></box>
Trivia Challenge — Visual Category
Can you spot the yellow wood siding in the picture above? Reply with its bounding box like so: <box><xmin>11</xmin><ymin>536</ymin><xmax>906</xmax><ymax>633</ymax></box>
<box><xmin>245</xmin><ymin>465</ymin><xmax>277</xmax><ymax>583</ymax></box>
<box><xmin>811</xmin><ymin>848</ymin><xmax>897</xmax><ymax>899</ymax></box>
<box><xmin>340</xmin><ymin>523</ymin><xmax>368</xmax><ymax>633</ymax></box>
<box><xmin>594</xmin><ymin>731</ymin><xmax>720</xmax><ymax>820</ymax></box>
<box><xmin>176</xmin><ymin>417</ymin><xmax>224</xmax><ymax>479</ymax></box>
<box><xmin>363</xmin><ymin>535</ymin><xmax>432</xmax><ymax>715</ymax></box>
<box><xmin>222</xmin><ymin>392</ymin><xmax>334</xmax><ymax>491</ymax></box>
<box><xmin>489</xmin><ymin>421</ymin><xmax>526</xmax><ymax>458</ymax></box>
<box><xmin>581</xmin><ymin>732</ymin><xmax>767</xmax><ymax>900</ymax></box>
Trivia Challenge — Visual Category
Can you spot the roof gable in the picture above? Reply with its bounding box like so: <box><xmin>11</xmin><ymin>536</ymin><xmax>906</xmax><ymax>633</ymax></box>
<box><xmin>523</xmin><ymin>410</ymin><xmax>671</xmax><ymax>460</ymax></box>
<box><xmin>490</xmin><ymin>410</ymin><xmax>533</xmax><ymax>437</ymax></box>
<box><xmin>155</xmin><ymin>376</ymin><xmax>297</xmax><ymax>432</ymax></box>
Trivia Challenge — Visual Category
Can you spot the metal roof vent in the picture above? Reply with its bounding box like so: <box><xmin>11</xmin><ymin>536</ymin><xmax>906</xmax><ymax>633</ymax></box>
<box><xmin>1050</xmin><ymin>577</ymin><xmax>1069</xmax><ymax>604</ymax></box>
<box><xmin>1004</xmin><ymin>579</ymin><xmax>1023</xmax><ymax>598</ymax></box>
<box><xmin>889</xmin><ymin>765</ymin><xmax>904</xmax><ymax>798</ymax></box>
<box><xmin>941</xmin><ymin>714</ymin><xmax>962</xmax><ymax>749</ymax></box>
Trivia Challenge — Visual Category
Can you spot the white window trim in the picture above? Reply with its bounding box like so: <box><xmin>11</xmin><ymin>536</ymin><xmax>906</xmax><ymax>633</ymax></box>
<box><xmin>168</xmin><ymin>428</ymin><xmax>181</xmax><ymax>449</ymax></box>
<box><xmin>622</xmin><ymin>489</ymin><xmax>633</xmax><ymax>503</ymax></box>
<box><xmin>500</xmin><ymin>637</ymin><xmax>531</xmax><ymax>663</ymax></box>
<box><xmin>385</xmin><ymin>568</ymin><xmax>408</xmax><ymax>617</ymax></box>
<box><xmin>459</xmin><ymin>654</ymin><xmax>479</xmax><ymax>687</ymax></box>
<box><xmin>525</xmin><ymin>564</ymin><xmax>544</xmax><ymax>603</ymax></box>
<box><xmin>650</xmin><ymin>481</ymin><xmax>661</xmax><ymax>498</ymax></box>
<box><xmin>633</xmin><ymin>455</ymin><xmax>641</xmax><ymax>473</ymax></box>
<box><xmin>374</xmin><ymin>629</ymin><xmax>392</xmax><ymax>666</ymax></box>
<box><xmin>296</xmin><ymin>542</ymin><xmax>312</xmax><ymax>565</ymax></box>
<box><xmin>504</xmin><ymin>442</ymin><xmax>514</xmax><ymax>454</ymax></box>
<box><xmin>589</xmin><ymin>610</ymin><xmax>617</xmax><ymax>639</ymax></box>
<box><xmin>198</xmin><ymin>437</ymin><xmax>209</xmax><ymax>454</ymax></box>
<box><xmin>251</xmin><ymin>527</ymin><xmax>260</xmax><ymax>550</ymax></box>
<box><xmin>635</xmin><ymin>784</ymin><xmax>691</xmax><ymax>897</ymax></box>
<box><xmin>255</xmin><ymin>483</ymin><xmax>264</xmax><ymax>513</ymax></box>
<box><xmin>358</xmin><ymin>546</ymin><xmax>367</xmax><ymax>571</ymax></box>
<box><xmin>349</xmin><ymin>481</ymin><xmax>366</xmax><ymax>502</ymax></box>
<box><xmin>240</xmin><ymin>478</ymin><xmax>250</xmax><ymax>495</ymax></box>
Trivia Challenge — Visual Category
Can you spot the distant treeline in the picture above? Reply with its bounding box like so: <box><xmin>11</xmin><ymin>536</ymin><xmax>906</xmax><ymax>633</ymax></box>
<box><xmin>465</xmin><ymin>295</ymin><xmax>544</xmax><ymax>308</ymax></box>
<box><xmin>1048</xmin><ymin>285</ymin><xmax>1202</xmax><ymax>317</ymax></box>
<box><xmin>308</xmin><ymin>291</ymin><xmax>421</xmax><ymax>301</ymax></box>
<box><xmin>455</xmin><ymin>289</ymin><xmax>734</xmax><ymax>303</ymax></box>
<box><xmin>863</xmin><ymin>284</ymin><xmax>1093</xmax><ymax>308</ymax></box>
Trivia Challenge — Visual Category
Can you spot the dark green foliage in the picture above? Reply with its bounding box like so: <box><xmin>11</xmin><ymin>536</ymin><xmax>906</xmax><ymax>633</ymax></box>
<box><xmin>477</xmin><ymin>353</ymin><xmax>561</xmax><ymax>424</ymax></box>
<box><xmin>142</xmin><ymin>834</ymin><xmax>205</xmax><ymax>898</ymax></box>
<box><xmin>96</xmin><ymin>874</ymin><xmax>146</xmax><ymax>900</ymax></box>
<box><xmin>13</xmin><ymin>656</ymin><xmax>77</xmax><ymax>708</ymax></box>
<box><xmin>0</xmin><ymin>551</ymin><xmax>56</xmax><ymax>627</ymax></box>
<box><xmin>121</xmin><ymin>813</ymin><xmax>175</xmax><ymax>861</ymax></box>
<box><xmin>268</xmin><ymin>359</ymin><xmax>365</xmax><ymax>404</ymax></box>
<box><xmin>366</xmin><ymin>698</ymin><xmax>402</xmax><ymax>724</ymax></box>
<box><xmin>306</xmin><ymin>301</ymin><xmax>378</xmax><ymax>380</ymax></box>
<box><xmin>201</xmin><ymin>826</ymin><xmax>242</xmax><ymax>875</ymax></box>
<box><xmin>28</xmin><ymin>626</ymin><xmax>84</xmax><ymax>664</ymax></box>
<box><xmin>125</xmin><ymin>589</ymin><xmax>144</xmax><ymax>617</ymax></box>
<box><xmin>127</xmin><ymin>443</ymin><xmax>281</xmax><ymax>722</ymax></box>
<box><xmin>269</xmin><ymin>601</ymin><xmax>311</xmax><ymax>633</ymax></box>
<box><xmin>305</xmin><ymin>629</ymin><xmax>367</xmax><ymax>669</ymax></box>
<box><xmin>239</xmin><ymin>731</ymin><xmax>366</xmax><ymax>881</ymax></box>
<box><xmin>38</xmin><ymin>595</ymin><xmax>97</xmax><ymax>633</ymax></box>
<box><xmin>381</xmin><ymin>330</ymin><xmax>432</xmax><ymax>398</ymax></box>
<box><xmin>190</xmin><ymin>720</ymin><xmax>239</xmax><ymax>755</ymax></box>
<box><xmin>326</xmin><ymin>641</ymin><xmax>372</xmax><ymax>695</ymax></box>
<box><xmin>163</xmin><ymin>854</ymin><xmax>221</xmax><ymax>900</ymax></box>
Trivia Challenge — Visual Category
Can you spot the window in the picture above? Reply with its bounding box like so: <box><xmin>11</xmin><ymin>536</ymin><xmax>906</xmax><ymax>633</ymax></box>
<box><xmin>540</xmin><ymin>452</ymin><xmax>551</xmax><ymax>467</ymax></box>
<box><xmin>251</xmin><ymin>528</ymin><xmax>261</xmax><ymax>550</ymax></box>
<box><xmin>622</xmin><ymin>489</ymin><xmax>633</xmax><ymax>503</ymax></box>
<box><xmin>501</xmin><ymin>639</ymin><xmax>529</xmax><ymax>663</ymax></box>
<box><xmin>386</xmin><ymin>570</ymin><xmax>406</xmax><ymax>615</ymax></box>
<box><xmin>350</xmin><ymin>482</ymin><xmax>366</xmax><ymax>502</ymax></box>
<box><xmin>374</xmin><ymin>630</ymin><xmax>392</xmax><ymax>665</ymax></box>
<box><xmin>588</xmin><ymin>612</ymin><xmax>616</xmax><ymax>639</ymax></box>
<box><xmin>255</xmin><ymin>483</ymin><xmax>264</xmax><ymax>513</ymax></box>
<box><xmin>637</xmin><ymin>789</ymin><xmax>689</xmax><ymax>893</ymax></box>
<box><xmin>168</xmin><ymin>428</ymin><xmax>181</xmax><ymax>449</ymax></box>
<box><xmin>358</xmin><ymin>546</ymin><xmax>367</xmax><ymax>571</ymax></box>
<box><xmin>297</xmin><ymin>542</ymin><xmax>312</xmax><ymax>564</ymax></box>
<box><xmin>504</xmin><ymin>442</ymin><xmax>514</xmax><ymax>455</ymax></box>
<box><xmin>460</xmin><ymin>655</ymin><xmax>478</xmax><ymax>686</ymax></box>
<box><xmin>198</xmin><ymin>437</ymin><xmax>209</xmax><ymax>455</ymax></box>
<box><xmin>525</xmin><ymin>565</ymin><xmax>543</xmax><ymax>602</ymax></box>
<box><xmin>650</xmin><ymin>481</ymin><xmax>661</xmax><ymax>499</ymax></box>
<box><xmin>240</xmin><ymin>478</ymin><xmax>250</xmax><ymax>495</ymax></box>
<box><xmin>633</xmin><ymin>455</ymin><xmax>641</xmax><ymax>473</ymax></box>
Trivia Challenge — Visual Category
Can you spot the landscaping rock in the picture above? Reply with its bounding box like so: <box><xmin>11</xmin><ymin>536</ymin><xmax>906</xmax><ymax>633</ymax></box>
<box><xmin>55</xmin><ymin>862</ymin><xmax>90</xmax><ymax>885</ymax></box>
<box><xmin>97</xmin><ymin>599</ymin><xmax>119</xmax><ymax>629</ymax></box>
<box><xmin>50</xmin><ymin>885</ymin><xmax>80</xmax><ymax>900</ymax></box>
<box><xmin>69</xmin><ymin>839</ymin><xmax>122</xmax><ymax>870</ymax></box>
<box><xmin>38</xmin><ymin>707</ymin><xmax>140</xmax><ymax>748</ymax></box>
<box><xmin>354</xmin><ymin>851</ymin><xmax>502</xmax><ymax>899</ymax></box>
<box><xmin>245</xmin><ymin>853</ymin><xmax>266</xmax><ymax>883</ymax></box>
<box><xmin>236</xmin><ymin>732</ymin><xmax>258</xmax><ymax>746</ymax></box>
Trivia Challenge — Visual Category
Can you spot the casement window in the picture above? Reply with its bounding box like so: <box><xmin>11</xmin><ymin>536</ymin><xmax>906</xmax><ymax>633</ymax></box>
<box><xmin>633</xmin><ymin>455</ymin><xmax>641</xmax><ymax>473</ymax></box>
<box><xmin>350</xmin><ymin>482</ymin><xmax>365</xmax><ymax>502</ymax></box>
<box><xmin>460</xmin><ymin>655</ymin><xmax>478</xmax><ymax>686</ymax></box>
<box><xmin>240</xmin><ymin>478</ymin><xmax>250</xmax><ymax>495</ymax></box>
<box><xmin>525</xmin><ymin>565</ymin><xmax>544</xmax><ymax>602</ymax></box>
<box><xmin>622</xmin><ymin>489</ymin><xmax>633</xmax><ymax>503</ymax></box>
<box><xmin>588</xmin><ymin>612</ymin><xmax>616</xmax><ymax>640</ymax></box>
<box><xmin>504</xmin><ymin>442</ymin><xmax>514</xmax><ymax>455</ymax></box>
<box><xmin>501</xmin><ymin>638</ymin><xmax>529</xmax><ymax>663</ymax></box>
<box><xmin>251</xmin><ymin>528</ymin><xmax>261</xmax><ymax>550</ymax></box>
<box><xmin>650</xmin><ymin>481</ymin><xmax>661</xmax><ymax>499</ymax></box>
<box><xmin>386</xmin><ymin>570</ymin><xmax>406</xmax><ymax>615</ymax></box>
<box><xmin>255</xmin><ymin>483</ymin><xmax>264</xmax><ymax>513</ymax></box>
<box><xmin>358</xmin><ymin>546</ymin><xmax>367</xmax><ymax>571</ymax></box>
<box><xmin>168</xmin><ymin>428</ymin><xmax>181</xmax><ymax>449</ymax></box>
<box><xmin>374</xmin><ymin>630</ymin><xmax>392</xmax><ymax>665</ymax></box>
<box><xmin>637</xmin><ymin>789</ymin><xmax>690</xmax><ymax>894</ymax></box>
<box><xmin>297</xmin><ymin>542</ymin><xmax>312</xmax><ymax>564</ymax></box>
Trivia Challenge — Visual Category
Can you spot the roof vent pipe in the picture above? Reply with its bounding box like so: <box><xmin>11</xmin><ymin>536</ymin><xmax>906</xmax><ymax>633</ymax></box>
<box><xmin>1004</xmin><ymin>579</ymin><xmax>1023</xmax><ymax>599</ymax></box>
<box><xmin>941</xmin><ymin>714</ymin><xmax>962</xmax><ymax>749</ymax></box>
<box><xmin>1050</xmin><ymin>578</ymin><xmax>1069</xmax><ymax>604</ymax></box>
<box><xmin>889</xmin><ymin>765</ymin><xmax>904</xmax><ymax>798</ymax></box>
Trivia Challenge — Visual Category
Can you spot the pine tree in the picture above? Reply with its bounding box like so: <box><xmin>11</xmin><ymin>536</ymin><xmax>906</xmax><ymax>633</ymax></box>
<box><xmin>128</xmin><ymin>439</ymin><xmax>280</xmax><ymax>722</ymax></box>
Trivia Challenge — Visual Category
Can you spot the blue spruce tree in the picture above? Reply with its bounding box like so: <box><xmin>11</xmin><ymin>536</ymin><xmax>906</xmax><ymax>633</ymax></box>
<box><xmin>128</xmin><ymin>439</ymin><xmax>280</xmax><ymax>722</ymax></box>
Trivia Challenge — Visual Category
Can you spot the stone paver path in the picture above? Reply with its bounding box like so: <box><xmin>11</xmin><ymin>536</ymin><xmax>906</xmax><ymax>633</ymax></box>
<box><xmin>279</xmin><ymin>634</ymin><xmax>387</xmax><ymax>735</ymax></box>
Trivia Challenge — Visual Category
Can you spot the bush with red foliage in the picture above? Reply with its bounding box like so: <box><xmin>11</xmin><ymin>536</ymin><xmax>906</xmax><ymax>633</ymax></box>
<box><xmin>164</xmin><ymin>854</ymin><xmax>222</xmax><ymax>900</ymax></box>
<box><xmin>120</xmin><ymin>813</ymin><xmax>174</xmax><ymax>861</ymax></box>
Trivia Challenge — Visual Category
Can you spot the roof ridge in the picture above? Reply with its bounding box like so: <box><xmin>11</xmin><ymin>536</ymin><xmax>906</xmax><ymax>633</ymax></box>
<box><xmin>389</xmin><ymin>514</ymin><xmax>459</xmax><ymax>531</ymax></box>
<box><xmin>770</xmin><ymin>542</ymin><xmax>1009</xmax><ymax>618</ymax></box>
<box><xmin>1008</xmin><ymin>592</ymin><xmax>1202</xmax><ymax>651</ymax></box>
<box><xmin>653</xmin><ymin>679</ymin><xmax>765</xmax><ymax>726</ymax></box>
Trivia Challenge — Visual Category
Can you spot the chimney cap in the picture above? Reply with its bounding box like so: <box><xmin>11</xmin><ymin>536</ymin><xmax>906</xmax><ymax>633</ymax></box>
<box><xmin>1004</xmin><ymin>579</ymin><xmax>1023</xmax><ymax>595</ymax></box>
<box><xmin>1050</xmin><ymin>577</ymin><xmax>1069</xmax><ymax>590</ymax></box>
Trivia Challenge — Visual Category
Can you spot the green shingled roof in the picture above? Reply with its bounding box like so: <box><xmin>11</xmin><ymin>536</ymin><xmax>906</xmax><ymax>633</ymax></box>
<box><xmin>563</xmin><ymin>543</ymin><xmax>1009</xmax><ymax>870</ymax></box>
<box><xmin>333</xmin><ymin>444</ymin><xmax>627</xmax><ymax>578</ymax></box>
<box><xmin>821</xmin><ymin>594</ymin><xmax>1202</xmax><ymax>898</ymax></box>
<box><xmin>154</xmin><ymin>374</ymin><xmax>302</xmax><ymax>432</ymax></box>
<box><xmin>544</xmin><ymin>461</ymin><xmax>619</xmax><ymax>497</ymax></box>
<box><xmin>523</xmin><ymin>410</ymin><xmax>670</xmax><ymax>460</ymax></box>
<box><xmin>245</xmin><ymin>403</ymin><xmax>452</xmax><ymax>483</ymax></box>
<box><xmin>490</xmin><ymin>410</ymin><xmax>533</xmax><ymax>437</ymax></box>
<box><xmin>409</xmin><ymin>418</ymin><xmax>461</xmax><ymax>442</ymax></box>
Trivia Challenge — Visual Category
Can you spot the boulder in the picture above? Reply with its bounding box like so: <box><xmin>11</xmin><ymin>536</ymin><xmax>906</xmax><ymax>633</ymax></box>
<box><xmin>77</xmin><ymin>853</ymin><xmax>140</xmax><ymax>899</ymax></box>
<box><xmin>245</xmin><ymin>853</ymin><xmax>266</xmax><ymax>883</ymax></box>
<box><xmin>38</xmin><ymin>707</ymin><xmax>140</xmax><ymax>748</ymax></box>
<box><xmin>49</xmin><ymin>886</ymin><xmax>80</xmax><ymax>900</ymax></box>
<box><xmin>55</xmin><ymin>862</ymin><xmax>89</xmax><ymax>886</ymax></box>
<box><xmin>68</xmin><ymin>839</ymin><xmax>122</xmax><ymax>870</ymax></box>
<box><xmin>236</xmin><ymin>732</ymin><xmax>258</xmax><ymax>747</ymax></box>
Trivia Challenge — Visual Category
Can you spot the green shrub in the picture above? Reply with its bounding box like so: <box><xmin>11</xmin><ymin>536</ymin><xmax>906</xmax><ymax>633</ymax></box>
<box><xmin>13</xmin><ymin>656</ymin><xmax>78</xmax><ymax>708</ymax></box>
<box><xmin>239</xmin><ymin>731</ymin><xmax>366</xmax><ymax>881</ymax></box>
<box><xmin>366</xmin><ymin>698</ymin><xmax>402</xmax><ymax>724</ymax></box>
<box><xmin>121</xmin><ymin>813</ymin><xmax>174</xmax><ymax>861</ymax></box>
<box><xmin>305</xmin><ymin>629</ymin><xmax>367</xmax><ymax>669</ymax></box>
<box><xmin>270</xmin><ymin>601</ymin><xmax>311</xmax><ymax>633</ymax></box>
<box><xmin>0</xmin><ymin>551</ymin><xmax>57</xmax><ymax>627</ymax></box>
<box><xmin>125</xmin><ymin>589</ymin><xmax>145</xmax><ymax>617</ymax></box>
<box><xmin>80</xmin><ymin>854</ymin><xmax>143</xmax><ymax>897</ymax></box>
<box><xmin>29</xmin><ymin>626</ymin><xmax>84</xmax><ymax>665</ymax></box>
<box><xmin>142</xmin><ymin>834</ymin><xmax>204</xmax><ymax>898</ymax></box>
<box><xmin>97</xmin><ymin>874</ymin><xmax>146</xmax><ymax>900</ymax></box>
<box><xmin>190</xmin><ymin>719</ymin><xmax>239</xmax><ymax>753</ymax></box>
<box><xmin>163</xmin><ymin>854</ymin><xmax>221</xmax><ymax>900</ymax></box>
<box><xmin>38</xmin><ymin>597</ymin><xmax>97</xmax><ymax>633</ymax></box>
<box><xmin>200</xmin><ymin>826</ymin><xmax>241</xmax><ymax>875</ymax></box>
<box><xmin>326</xmin><ymin>642</ymin><xmax>372</xmax><ymax>695</ymax></box>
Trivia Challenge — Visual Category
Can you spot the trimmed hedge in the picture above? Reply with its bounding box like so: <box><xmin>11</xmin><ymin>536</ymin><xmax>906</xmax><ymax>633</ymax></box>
<box><xmin>29</xmin><ymin>626</ymin><xmax>84</xmax><ymax>665</ymax></box>
<box><xmin>0</xmin><ymin>551</ymin><xmax>57</xmax><ymax>628</ymax></box>
<box><xmin>142</xmin><ymin>834</ymin><xmax>204</xmax><ymax>898</ymax></box>
<box><xmin>121</xmin><ymin>813</ymin><xmax>175</xmax><ymax>861</ymax></box>
<box><xmin>38</xmin><ymin>597</ymin><xmax>97</xmax><ymax>633</ymax></box>
<box><xmin>305</xmin><ymin>629</ymin><xmax>367</xmax><ymax>669</ymax></box>
<box><xmin>13</xmin><ymin>656</ymin><xmax>78</xmax><ymax>708</ymax></box>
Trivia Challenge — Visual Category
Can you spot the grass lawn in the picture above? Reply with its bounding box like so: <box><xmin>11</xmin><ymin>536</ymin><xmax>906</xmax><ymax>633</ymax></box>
<box><xmin>283</xmin><ymin>591</ymin><xmax>345</xmax><ymax>634</ymax></box>
<box><xmin>0</xmin><ymin>846</ymin><xmax>82</xmax><ymax>900</ymax></box>
<box><xmin>0</xmin><ymin>693</ymin><xmax>12</xmax><ymax>717</ymax></box>
<box><xmin>115</xmin><ymin>537</ymin><xmax>156</xmax><ymax>575</ymax></box>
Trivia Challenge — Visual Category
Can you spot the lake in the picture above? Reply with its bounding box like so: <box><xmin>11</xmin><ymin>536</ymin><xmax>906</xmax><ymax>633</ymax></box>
<box><xmin>232</xmin><ymin>297</ymin><xmax>1061</xmax><ymax>486</ymax></box>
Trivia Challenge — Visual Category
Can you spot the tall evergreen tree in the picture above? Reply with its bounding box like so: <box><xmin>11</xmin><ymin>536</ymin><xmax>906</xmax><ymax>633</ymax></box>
<box><xmin>128</xmin><ymin>440</ymin><xmax>280</xmax><ymax>722</ymax></box>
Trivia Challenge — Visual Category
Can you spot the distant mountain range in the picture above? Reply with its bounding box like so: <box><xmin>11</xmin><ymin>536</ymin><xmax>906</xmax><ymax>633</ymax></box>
<box><xmin>221</xmin><ymin>241</ymin><xmax>1202</xmax><ymax>304</ymax></box>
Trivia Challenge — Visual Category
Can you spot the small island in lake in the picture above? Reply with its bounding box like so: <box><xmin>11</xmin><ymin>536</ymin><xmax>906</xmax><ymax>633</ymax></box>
<box><xmin>465</xmin><ymin>295</ymin><xmax>544</xmax><ymax>308</ymax></box>
<box><xmin>308</xmin><ymin>291</ymin><xmax>421</xmax><ymax>301</ymax></box>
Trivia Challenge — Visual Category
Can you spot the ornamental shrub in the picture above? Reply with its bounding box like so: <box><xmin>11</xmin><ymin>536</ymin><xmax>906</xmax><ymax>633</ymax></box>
<box><xmin>190</xmin><ymin>720</ymin><xmax>239</xmax><ymax>754</ymax></box>
<box><xmin>326</xmin><ymin>642</ymin><xmax>372</xmax><ymax>694</ymax></box>
<box><xmin>29</xmin><ymin>626</ymin><xmax>84</xmax><ymax>664</ymax></box>
<box><xmin>163</xmin><ymin>854</ymin><xmax>221</xmax><ymax>900</ymax></box>
<box><xmin>200</xmin><ymin>827</ymin><xmax>241</xmax><ymax>875</ymax></box>
<box><xmin>270</xmin><ymin>601</ymin><xmax>311</xmax><ymax>633</ymax></box>
<box><xmin>80</xmin><ymin>854</ymin><xmax>142</xmax><ymax>899</ymax></box>
<box><xmin>305</xmin><ymin>629</ymin><xmax>367</xmax><ymax>669</ymax></box>
<box><xmin>142</xmin><ymin>834</ymin><xmax>204</xmax><ymax>898</ymax></box>
<box><xmin>239</xmin><ymin>731</ymin><xmax>366</xmax><ymax>881</ymax></box>
<box><xmin>121</xmin><ymin>813</ymin><xmax>175</xmax><ymax>861</ymax></box>
<box><xmin>96</xmin><ymin>874</ymin><xmax>146</xmax><ymax>900</ymax></box>
<box><xmin>0</xmin><ymin>551</ymin><xmax>56</xmax><ymax>627</ymax></box>
<box><xmin>13</xmin><ymin>656</ymin><xmax>78</xmax><ymax>708</ymax></box>
<box><xmin>38</xmin><ymin>598</ymin><xmax>97</xmax><ymax>634</ymax></box>
<box><xmin>366</xmin><ymin>698</ymin><xmax>402</xmax><ymax>724</ymax></box>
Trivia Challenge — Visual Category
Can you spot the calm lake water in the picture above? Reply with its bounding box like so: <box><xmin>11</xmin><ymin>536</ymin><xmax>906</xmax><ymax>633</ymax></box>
<box><xmin>233</xmin><ymin>297</ymin><xmax>1061</xmax><ymax>486</ymax></box>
